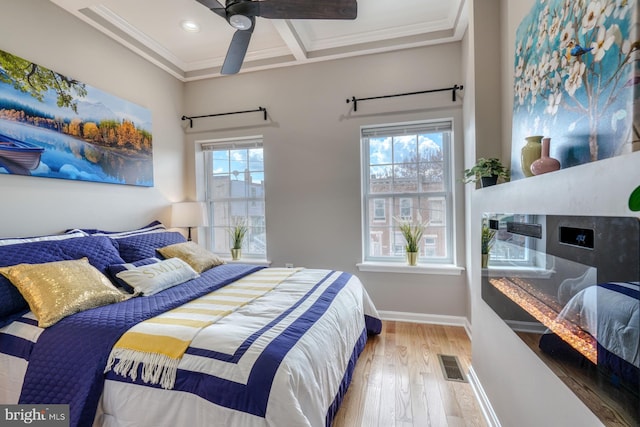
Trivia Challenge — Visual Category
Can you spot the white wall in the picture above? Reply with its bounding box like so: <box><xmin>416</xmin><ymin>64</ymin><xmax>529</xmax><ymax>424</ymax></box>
<box><xmin>183</xmin><ymin>44</ymin><xmax>469</xmax><ymax>317</ymax></box>
<box><xmin>0</xmin><ymin>0</ymin><xmax>185</xmax><ymax>237</ymax></box>
<box><xmin>468</xmin><ymin>0</ymin><xmax>638</xmax><ymax>425</ymax></box>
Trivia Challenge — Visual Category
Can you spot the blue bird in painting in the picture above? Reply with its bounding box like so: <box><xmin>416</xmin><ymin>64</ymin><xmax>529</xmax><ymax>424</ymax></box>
<box><xmin>571</xmin><ymin>44</ymin><xmax>593</xmax><ymax>57</ymax></box>
<box><xmin>566</xmin><ymin>40</ymin><xmax>593</xmax><ymax>58</ymax></box>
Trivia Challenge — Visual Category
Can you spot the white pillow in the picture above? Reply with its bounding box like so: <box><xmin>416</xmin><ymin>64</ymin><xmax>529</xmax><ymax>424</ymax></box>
<box><xmin>115</xmin><ymin>257</ymin><xmax>199</xmax><ymax>296</ymax></box>
<box><xmin>0</xmin><ymin>230</ymin><xmax>86</xmax><ymax>247</ymax></box>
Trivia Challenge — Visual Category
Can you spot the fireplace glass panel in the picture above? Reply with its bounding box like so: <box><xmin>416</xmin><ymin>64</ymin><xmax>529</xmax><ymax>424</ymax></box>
<box><xmin>481</xmin><ymin>214</ymin><xmax>639</xmax><ymax>426</ymax></box>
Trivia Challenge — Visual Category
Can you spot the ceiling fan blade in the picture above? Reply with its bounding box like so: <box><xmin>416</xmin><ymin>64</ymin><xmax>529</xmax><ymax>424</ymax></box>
<box><xmin>258</xmin><ymin>0</ymin><xmax>357</xmax><ymax>20</ymax></box>
<box><xmin>221</xmin><ymin>26</ymin><xmax>254</xmax><ymax>74</ymax></box>
<box><xmin>195</xmin><ymin>0</ymin><xmax>227</xmax><ymax>19</ymax></box>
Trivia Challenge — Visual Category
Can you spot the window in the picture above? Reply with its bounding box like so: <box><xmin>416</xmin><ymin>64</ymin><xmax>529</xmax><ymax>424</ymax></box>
<box><xmin>202</xmin><ymin>138</ymin><xmax>266</xmax><ymax>259</ymax></box>
<box><xmin>361</xmin><ymin>120</ymin><xmax>453</xmax><ymax>264</ymax></box>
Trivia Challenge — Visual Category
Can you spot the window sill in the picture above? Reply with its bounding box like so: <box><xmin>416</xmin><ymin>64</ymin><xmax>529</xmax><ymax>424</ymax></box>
<box><xmin>222</xmin><ymin>259</ymin><xmax>272</xmax><ymax>266</ymax></box>
<box><xmin>356</xmin><ymin>262</ymin><xmax>465</xmax><ymax>275</ymax></box>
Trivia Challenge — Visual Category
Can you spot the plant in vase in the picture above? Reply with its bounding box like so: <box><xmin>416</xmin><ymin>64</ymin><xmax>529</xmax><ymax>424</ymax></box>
<box><xmin>462</xmin><ymin>158</ymin><xmax>510</xmax><ymax>187</ymax></box>
<box><xmin>394</xmin><ymin>214</ymin><xmax>428</xmax><ymax>266</ymax></box>
<box><xmin>228</xmin><ymin>219</ymin><xmax>248</xmax><ymax>260</ymax></box>
<box><xmin>481</xmin><ymin>223</ymin><xmax>496</xmax><ymax>268</ymax></box>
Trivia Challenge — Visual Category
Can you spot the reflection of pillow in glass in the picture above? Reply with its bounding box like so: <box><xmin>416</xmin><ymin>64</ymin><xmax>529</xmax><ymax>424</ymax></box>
<box><xmin>157</xmin><ymin>242</ymin><xmax>225</xmax><ymax>273</ymax></box>
<box><xmin>115</xmin><ymin>258</ymin><xmax>199</xmax><ymax>296</ymax></box>
<box><xmin>0</xmin><ymin>258</ymin><xmax>128</xmax><ymax>328</ymax></box>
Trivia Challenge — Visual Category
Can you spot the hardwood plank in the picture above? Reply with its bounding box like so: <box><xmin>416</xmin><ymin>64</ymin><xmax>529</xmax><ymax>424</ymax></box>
<box><xmin>333</xmin><ymin>321</ymin><xmax>487</xmax><ymax>427</ymax></box>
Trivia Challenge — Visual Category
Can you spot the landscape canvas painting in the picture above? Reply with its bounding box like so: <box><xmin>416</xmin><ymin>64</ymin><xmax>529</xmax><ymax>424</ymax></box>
<box><xmin>0</xmin><ymin>49</ymin><xmax>153</xmax><ymax>186</ymax></box>
<box><xmin>511</xmin><ymin>0</ymin><xmax>639</xmax><ymax>180</ymax></box>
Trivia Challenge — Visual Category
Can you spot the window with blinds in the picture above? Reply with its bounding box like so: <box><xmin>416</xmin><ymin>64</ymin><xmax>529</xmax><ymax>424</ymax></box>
<box><xmin>202</xmin><ymin>138</ymin><xmax>266</xmax><ymax>258</ymax></box>
<box><xmin>361</xmin><ymin>120</ymin><xmax>453</xmax><ymax>264</ymax></box>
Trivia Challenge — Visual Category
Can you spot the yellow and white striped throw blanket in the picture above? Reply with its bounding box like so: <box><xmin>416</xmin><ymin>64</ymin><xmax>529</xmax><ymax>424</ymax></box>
<box><xmin>105</xmin><ymin>268</ymin><xmax>300</xmax><ymax>389</ymax></box>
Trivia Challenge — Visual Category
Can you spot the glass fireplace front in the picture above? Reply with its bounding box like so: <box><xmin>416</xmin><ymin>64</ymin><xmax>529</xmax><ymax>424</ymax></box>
<box><xmin>481</xmin><ymin>213</ymin><xmax>639</xmax><ymax>426</ymax></box>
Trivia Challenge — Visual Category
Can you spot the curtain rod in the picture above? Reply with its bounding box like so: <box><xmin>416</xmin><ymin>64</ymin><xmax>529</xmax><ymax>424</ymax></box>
<box><xmin>346</xmin><ymin>84</ymin><xmax>463</xmax><ymax>112</ymax></box>
<box><xmin>181</xmin><ymin>107</ymin><xmax>267</xmax><ymax>128</ymax></box>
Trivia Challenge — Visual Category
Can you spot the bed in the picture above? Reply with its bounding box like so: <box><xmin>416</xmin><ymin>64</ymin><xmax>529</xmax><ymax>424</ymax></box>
<box><xmin>0</xmin><ymin>222</ymin><xmax>381</xmax><ymax>427</ymax></box>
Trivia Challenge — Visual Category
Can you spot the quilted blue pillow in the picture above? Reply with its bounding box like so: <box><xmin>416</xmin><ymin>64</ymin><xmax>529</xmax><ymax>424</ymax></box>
<box><xmin>114</xmin><ymin>231</ymin><xmax>187</xmax><ymax>263</ymax></box>
<box><xmin>0</xmin><ymin>235</ymin><xmax>125</xmax><ymax>320</ymax></box>
<box><xmin>107</xmin><ymin>257</ymin><xmax>162</xmax><ymax>293</ymax></box>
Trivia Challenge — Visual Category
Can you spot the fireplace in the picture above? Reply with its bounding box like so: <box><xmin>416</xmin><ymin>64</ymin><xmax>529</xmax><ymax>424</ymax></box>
<box><xmin>481</xmin><ymin>214</ymin><xmax>639</xmax><ymax>426</ymax></box>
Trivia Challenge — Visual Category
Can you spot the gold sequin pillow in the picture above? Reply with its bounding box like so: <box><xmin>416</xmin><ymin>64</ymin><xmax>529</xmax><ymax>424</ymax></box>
<box><xmin>157</xmin><ymin>241</ymin><xmax>225</xmax><ymax>273</ymax></box>
<box><xmin>0</xmin><ymin>257</ymin><xmax>128</xmax><ymax>328</ymax></box>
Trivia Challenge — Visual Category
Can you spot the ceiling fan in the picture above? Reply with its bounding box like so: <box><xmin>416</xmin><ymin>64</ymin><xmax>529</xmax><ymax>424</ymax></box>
<box><xmin>196</xmin><ymin>0</ymin><xmax>358</xmax><ymax>75</ymax></box>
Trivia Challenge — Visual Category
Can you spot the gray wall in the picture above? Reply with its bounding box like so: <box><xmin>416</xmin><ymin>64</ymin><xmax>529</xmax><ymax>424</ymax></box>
<box><xmin>0</xmin><ymin>0</ymin><xmax>185</xmax><ymax>237</ymax></box>
<box><xmin>467</xmin><ymin>0</ymin><xmax>639</xmax><ymax>425</ymax></box>
<box><xmin>183</xmin><ymin>44</ymin><xmax>469</xmax><ymax>317</ymax></box>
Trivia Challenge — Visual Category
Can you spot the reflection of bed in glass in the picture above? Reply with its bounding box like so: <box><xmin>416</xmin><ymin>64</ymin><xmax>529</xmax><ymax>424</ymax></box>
<box><xmin>482</xmin><ymin>214</ymin><xmax>639</xmax><ymax>426</ymax></box>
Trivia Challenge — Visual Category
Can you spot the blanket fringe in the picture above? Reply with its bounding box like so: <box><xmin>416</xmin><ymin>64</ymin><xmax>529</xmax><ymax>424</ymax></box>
<box><xmin>105</xmin><ymin>349</ymin><xmax>179</xmax><ymax>389</ymax></box>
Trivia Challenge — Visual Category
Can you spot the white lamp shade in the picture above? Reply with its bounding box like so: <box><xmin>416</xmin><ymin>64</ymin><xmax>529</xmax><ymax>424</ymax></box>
<box><xmin>171</xmin><ymin>202</ymin><xmax>208</xmax><ymax>228</ymax></box>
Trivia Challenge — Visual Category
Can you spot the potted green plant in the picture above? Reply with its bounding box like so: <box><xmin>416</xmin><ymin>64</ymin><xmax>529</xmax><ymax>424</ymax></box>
<box><xmin>394</xmin><ymin>215</ymin><xmax>427</xmax><ymax>266</ymax></box>
<box><xmin>481</xmin><ymin>223</ymin><xmax>496</xmax><ymax>268</ymax></box>
<box><xmin>462</xmin><ymin>158</ymin><xmax>510</xmax><ymax>187</ymax></box>
<box><xmin>228</xmin><ymin>219</ymin><xmax>248</xmax><ymax>260</ymax></box>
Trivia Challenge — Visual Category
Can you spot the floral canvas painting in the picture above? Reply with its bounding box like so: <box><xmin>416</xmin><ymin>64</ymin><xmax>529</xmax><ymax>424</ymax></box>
<box><xmin>0</xmin><ymin>49</ymin><xmax>153</xmax><ymax>186</ymax></box>
<box><xmin>511</xmin><ymin>0</ymin><xmax>639</xmax><ymax>180</ymax></box>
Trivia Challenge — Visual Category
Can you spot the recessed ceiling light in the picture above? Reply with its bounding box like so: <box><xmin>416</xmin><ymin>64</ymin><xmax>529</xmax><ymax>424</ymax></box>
<box><xmin>181</xmin><ymin>20</ymin><xmax>200</xmax><ymax>33</ymax></box>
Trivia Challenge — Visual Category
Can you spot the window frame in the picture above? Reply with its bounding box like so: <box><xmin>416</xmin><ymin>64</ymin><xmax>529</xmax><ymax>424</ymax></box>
<box><xmin>360</xmin><ymin>119</ymin><xmax>455</xmax><ymax>266</ymax></box>
<box><xmin>201</xmin><ymin>137</ymin><xmax>267</xmax><ymax>260</ymax></box>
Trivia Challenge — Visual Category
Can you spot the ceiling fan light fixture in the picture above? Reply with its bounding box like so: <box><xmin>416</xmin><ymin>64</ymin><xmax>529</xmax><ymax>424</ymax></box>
<box><xmin>180</xmin><ymin>20</ymin><xmax>201</xmax><ymax>33</ymax></box>
<box><xmin>229</xmin><ymin>14</ymin><xmax>252</xmax><ymax>30</ymax></box>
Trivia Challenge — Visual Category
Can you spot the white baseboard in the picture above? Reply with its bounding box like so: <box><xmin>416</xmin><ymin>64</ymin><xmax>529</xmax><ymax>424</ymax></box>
<box><xmin>378</xmin><ymin>310</ymin><xmax>472</xmax><ymax>340</ymax></box>
<box><xmin>468</xmin><ymin>366</ymin><xmax>501</xmax><ymax>427</ymax></box>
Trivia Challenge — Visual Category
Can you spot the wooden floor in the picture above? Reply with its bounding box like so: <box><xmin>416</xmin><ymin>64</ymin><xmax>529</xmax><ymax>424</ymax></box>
<box><xmin>333</xmin><ymin>321</ymin><xmax>487</xmax><ymax>427</ymax></box>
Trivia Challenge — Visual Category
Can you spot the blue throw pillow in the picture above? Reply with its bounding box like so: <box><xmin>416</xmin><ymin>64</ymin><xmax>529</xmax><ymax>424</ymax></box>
<box><xmin>115</xmin><ymin>231</ymin><xmax>187</xmax><ymax>263</ymax></box>
<box><xmin>0</xmin><ymin>235</ymin><xmax>125</xmax><ymax>319</ymax></box>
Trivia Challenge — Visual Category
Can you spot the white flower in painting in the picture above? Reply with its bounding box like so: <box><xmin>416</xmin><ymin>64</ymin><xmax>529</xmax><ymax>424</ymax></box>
<box><xmin>622</xmin><ymin>39</ymin><xmax>631</xmax><ymax>55</ymax></box>
<box><xmin>549</xmin><ymin>15</ymin><xmax>562</xmax><ymax>40</ymax></box>
<box><xmin>516</xmin><ymin>40</ymin><xmax>523</xmax><ymax>57</ymax></box>
<box><xmin>549</xmin><ymin>71</ymin><xmax>563</xmax><ymax>91</ymax></box>
<box><xmin>565</xmin><ymin>61</ymin><xmax>586</xmax><ymax>96</ymax></box>
<box><xmin>582</xmin><ymin>1</ymin><xmax>601</xmax><ymax>33</ymax></box>
<box><xmin>597</xmin><ymin>2</ymin><xmax>615</xmax><ymax>26</ymax></box>
<box><xmin>590</xmin><ymin>25</ymin><xmax>615</xmax><ymax>62</ymax></box>
<box><xmin>614</xmin><ymin>0</ymin><xmax>630</xmax><ymax>19</ymax></box>
<box><xmin>526</xmin><ymin>35</ymin><xmax>534</xmax><ymax>51</ymax></box>
<box><xmin>530</xmin><ymin>75</ymin><xmax>541</xmax><ymax>101</ymax></box>
<box><xmin>559</xmin><ymin>23</ymin><xmax>575</xmax><ymax>49</ymax></box>
<box><xmin>549</xmin><ymin>50</ymin><xmax>561</xmax><ymax>71</ymax></box>
<box><xmin>515</xmin><ymin>57</ymin><xmax>525</xmax><ymax>78</ymax></box>
<box><xmin>515</xmin><ymin>81</ymin><xmax>528</xmax><ymax>106</ymax></box>
<box><xmin>538</xmin><ymin>19</ymin><xmax>549</xmax><ymax>49</ymax></box>
<box><xmin>574</xmin><ymin>0</ymin><xmax>587</xmax><ymax>16</ymax></box>
<box><xmin>545</xmin><ymin>91</ymin><xmax>562</xmax><ymax>115</ymax></box>
<box><xmin>538</xmin><ymin>53</ymin><xmax>550</xmax><ymax>76</ymax></box>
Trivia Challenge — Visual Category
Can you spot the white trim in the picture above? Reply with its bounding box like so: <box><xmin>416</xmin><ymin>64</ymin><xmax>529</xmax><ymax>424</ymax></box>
<box><xmin>357</xmin><ymin>262</ymin><xmax>464</xmax><ymax>275</ymax></box>
<box><xmin>468</xmin><ymin>366</ymin><xmax>502</xmax><ymax>427</ymax></box>
<box><xmin>378</xmin><ymin>310</ymin><xmax>471</xmax><ymax>338</ymax></box>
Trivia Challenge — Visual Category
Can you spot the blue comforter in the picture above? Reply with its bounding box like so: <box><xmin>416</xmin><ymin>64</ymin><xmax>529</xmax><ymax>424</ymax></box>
<box><xmin>18</xmin><ymin>264</ymin><xmax>263</xmax><ymax>427</ymax></box>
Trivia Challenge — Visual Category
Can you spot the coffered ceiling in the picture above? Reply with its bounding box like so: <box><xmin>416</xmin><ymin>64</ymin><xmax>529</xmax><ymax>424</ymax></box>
<box><xmin>50</xmin><ymin>0</ymin><xmax>468</xmax><ymax>81</ymax></box>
